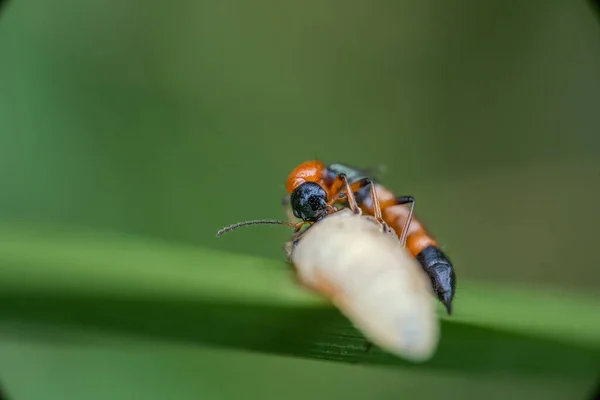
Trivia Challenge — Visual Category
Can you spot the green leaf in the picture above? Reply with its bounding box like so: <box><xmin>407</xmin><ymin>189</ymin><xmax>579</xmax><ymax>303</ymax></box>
<box><xmin>0</xmin><ymin>223</ymin><xmax>598</xmax><ymax>382</ymax></box>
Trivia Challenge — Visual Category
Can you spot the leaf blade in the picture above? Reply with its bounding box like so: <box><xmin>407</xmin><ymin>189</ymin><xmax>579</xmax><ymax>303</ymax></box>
<box><xmin>0</xmin><ymin>223</ymin><xmax>598</xmax><ymax>378</ymax></box>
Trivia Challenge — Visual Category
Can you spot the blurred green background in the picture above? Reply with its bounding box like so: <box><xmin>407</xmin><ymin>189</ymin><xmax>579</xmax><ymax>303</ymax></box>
<box><xmin>0</xmin><ymin>0</ymin><xmax>599</xmax><ymax>399</ymax></box>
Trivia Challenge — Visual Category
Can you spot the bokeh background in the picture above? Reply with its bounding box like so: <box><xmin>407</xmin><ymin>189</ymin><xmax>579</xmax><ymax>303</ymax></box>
<box><xmin>0</xmin><ymin>0</ymin><xmax>599</xmax><ymax>399</ymax></box>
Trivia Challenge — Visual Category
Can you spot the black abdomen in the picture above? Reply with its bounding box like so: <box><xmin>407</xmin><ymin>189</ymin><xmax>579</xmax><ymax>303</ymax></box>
<box><xmin>416</xmin><ymin>245</ymin><xmax>456</xmax><ymax>315</ymax></box>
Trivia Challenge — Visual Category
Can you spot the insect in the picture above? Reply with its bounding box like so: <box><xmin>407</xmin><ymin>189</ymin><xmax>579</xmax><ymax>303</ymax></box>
<box><xmin>283</xmin><ymin>160</ymin><xmax>456</xmax><ymax>315</ymax></box>
<box><xmin>217</xmin><ymin>176</ymin><xmax>439</xmax><ymax>362</ymax></box>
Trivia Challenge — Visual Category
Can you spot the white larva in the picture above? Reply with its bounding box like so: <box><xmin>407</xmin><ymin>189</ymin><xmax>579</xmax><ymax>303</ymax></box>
<box><xmin>285</xmin><ymin>208</ymin><xmax>440</xmax><ymax>362</ymax></box>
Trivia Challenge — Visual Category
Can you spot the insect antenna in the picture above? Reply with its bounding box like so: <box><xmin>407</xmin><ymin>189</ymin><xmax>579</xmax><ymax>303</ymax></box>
<box><xmin>216</xmin><ymin>219</ymin><xmax>296</xmax><ymax>237</ymax></box>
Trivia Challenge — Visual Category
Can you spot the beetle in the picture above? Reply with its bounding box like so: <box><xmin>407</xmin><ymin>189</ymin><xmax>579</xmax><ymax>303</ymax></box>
<box><xmin>282</xmin><ymin>160</ymin><xmax>456</xmax><ymax>315</ymax></box>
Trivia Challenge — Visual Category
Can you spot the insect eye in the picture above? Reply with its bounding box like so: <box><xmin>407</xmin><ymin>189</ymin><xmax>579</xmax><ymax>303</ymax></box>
<box><xmin>290</xmin><ymin>182</ymin><xmax>328</xmax><ymax>222</ymax></box>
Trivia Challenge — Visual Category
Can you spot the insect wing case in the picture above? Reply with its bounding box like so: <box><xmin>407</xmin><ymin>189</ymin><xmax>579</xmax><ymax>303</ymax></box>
<box><xmin>288</xmin><ymin>209</ymin><xmax>439</xmax><ymax>362</ymax></box>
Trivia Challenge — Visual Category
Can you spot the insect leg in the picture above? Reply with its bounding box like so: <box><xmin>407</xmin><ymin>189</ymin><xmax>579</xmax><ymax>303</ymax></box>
<box><xmin>330</xmin><ymin>175</ymin><xmax>394</xmax><ymax>233</ymax></box>
<box><xmin>336</xmin><ymin>173</ymin><xmax>362</xmax><ymax>215</ymax></box>
<box><xmin>290</xmin><ymin>220</ymin><xmax>311</xmax><ymax>241</ymax></box>
<box><xmin>393</xmin><ymin>196</ymin><xmax>415</xmax><ymax>247</ymax></box>
<box><xmin>329</xmin><ymin>176</ymin><xmax>371</xmax><ymax>208</ymax></box>
<box><xmin>365</xmin><ymin>178</ymin><xmax>384</xmax><ymax>222</ymax></box>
